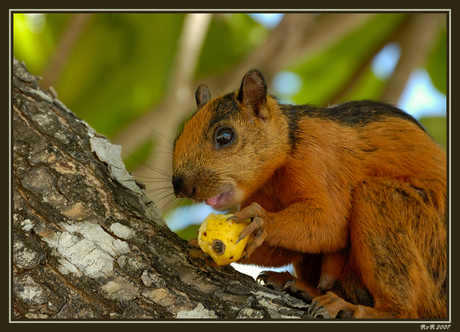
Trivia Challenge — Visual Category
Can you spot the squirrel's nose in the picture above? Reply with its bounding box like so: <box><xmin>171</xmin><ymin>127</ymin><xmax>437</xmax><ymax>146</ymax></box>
<box><xmin>172</xmin><ymin>175</ymin><xmax>185</xmax><ymax>197</ymax></box>
<box><xmin>172</xmin><ymin>175</ymin><xmax>196</xmax><ymax>198</ymax></box>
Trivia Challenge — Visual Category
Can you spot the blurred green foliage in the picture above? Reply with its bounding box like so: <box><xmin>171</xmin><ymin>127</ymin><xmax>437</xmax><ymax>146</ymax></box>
<box><xmin>426</xmin><ymin>29</ymin><xmax>447</xmax><ymax>95</ymax></box>
<box><xmin>14</xmin><ymin>13</ymin><xmax>446</xmax><ymax>143</ymax></box>
<box><xmin>288</xmin><ymin>14</ymin><xmax>407</xmax><ymax>106</ymax></box>
<box><xmin>419</xmin><ymin>116</ymin><xmax>447</xmax><ymax>148</ymax></box>
<box><xmin>122</xmin><ymin>139</ymin><xmax>155</xmax><ymax>171</ymax></box>
<box><xmin>197</xmin><ymin>14</ymin><xmax>267</xmax><ymax>76</ymax></box>
<box><xmin>175</xmin><ymin>224</ymin><xmax>201</xmax><ymax>241</ymax></box>
<box><xmin>13</xmin><ymin>13</ymin><xmax>267</xmax><ymax>139</ymax></box>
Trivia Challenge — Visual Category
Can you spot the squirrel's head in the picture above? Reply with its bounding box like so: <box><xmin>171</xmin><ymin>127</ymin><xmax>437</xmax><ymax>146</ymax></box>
<box><xmin>172</xmin><ymin>69</ymin><xmax>290</xmax><ymax>211</ymax></box>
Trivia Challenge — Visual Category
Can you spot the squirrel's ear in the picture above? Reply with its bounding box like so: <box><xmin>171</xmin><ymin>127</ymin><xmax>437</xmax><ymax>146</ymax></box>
<box><xmin>196</xmin><ymin>84</ymin><xmax>211</xmax><ymax>108</ymax></box>
<box><xmin>237</xmin><ymin>69</ymin><xmax>268</xmax><ymax>119</ymax></box>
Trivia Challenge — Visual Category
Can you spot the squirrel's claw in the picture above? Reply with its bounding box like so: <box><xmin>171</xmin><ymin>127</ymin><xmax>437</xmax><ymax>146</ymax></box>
<box><xmin>226</xmin><ymin>215</ymin><xmax>241</xmax><ymax>223</ymax></box>
<box><xmin>244</xmin><ymin>217</ymin><xmax>267</xmax><ymax>258</ymax></box>
<box><xmin>230</xmin><ymin>202</ymin><xmax>269</xmax><ymax>258</ymax></box>
<box><xmin>236</xmin><ymin>216</ymin><xmax>262</xmax><ymax>243</ymax></box>
<box><xmin>236</xmin><ymin>216</ymin><xmax>267</xmax><ymax>258</ymax></box>
<box><xmin>307</xmin><ymin>292</ymin><xmax>355</xmax><ymax>318</ymax></box>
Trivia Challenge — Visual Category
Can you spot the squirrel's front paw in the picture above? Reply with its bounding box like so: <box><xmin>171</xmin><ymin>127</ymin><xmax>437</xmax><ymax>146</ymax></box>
<box><xmin>228</xmin><ymin>203</ymin><xmax>269</xmax><ymax>258</ymax></box>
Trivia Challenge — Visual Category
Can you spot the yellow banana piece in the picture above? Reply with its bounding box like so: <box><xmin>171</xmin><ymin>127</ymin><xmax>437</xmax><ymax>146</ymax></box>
<box><xmin>198</xmin><ymin>212</ymin><xmax>253</xmax><ymax>266</ymax></box>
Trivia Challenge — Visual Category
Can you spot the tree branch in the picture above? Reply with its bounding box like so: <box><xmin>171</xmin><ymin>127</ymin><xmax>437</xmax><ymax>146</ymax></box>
<box><xmin>380</xmin><ymin>13</ymin><xmax>445</xmax><ymax>104</ymax></box>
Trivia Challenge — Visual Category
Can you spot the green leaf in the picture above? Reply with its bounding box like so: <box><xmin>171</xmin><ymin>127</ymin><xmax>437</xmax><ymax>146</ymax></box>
<box><xmin>175</xmin><ymin>224</ymin><xmax>201</xmax><ymax>241</ymax></box>
<box><xmin>195</xmin><ymin>14</ymin><xmax>267</xmax><ymax>77</ymax></box>
<box><xmin>426</xmin><ymin>29</ymin><xmax>447</xmax><ymax>95</ymax></box>
<box><xmin>418</xmin><ymin>116</ymin><xmax>447</xmax><ymax>149</ymax></box>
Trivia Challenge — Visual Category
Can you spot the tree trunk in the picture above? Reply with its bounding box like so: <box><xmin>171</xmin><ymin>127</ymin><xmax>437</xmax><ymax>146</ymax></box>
<box><xmin>11</xmin><ymin>58</ymin><xmax>310</xmax><ymax>320</ymax></box>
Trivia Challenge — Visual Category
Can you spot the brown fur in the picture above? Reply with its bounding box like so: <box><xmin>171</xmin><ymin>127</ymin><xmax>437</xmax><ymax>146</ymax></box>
<box><xmin>172</xmin><ymin>70</ymin><xmax>447</xmax><ymax>318</ymax></box>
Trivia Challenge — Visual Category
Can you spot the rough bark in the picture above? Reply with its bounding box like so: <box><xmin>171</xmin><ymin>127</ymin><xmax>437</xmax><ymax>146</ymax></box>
<box><xmin>11</xmin><ymin>58</ymin><xmax>311</xmax><ymax>320</ymax></box>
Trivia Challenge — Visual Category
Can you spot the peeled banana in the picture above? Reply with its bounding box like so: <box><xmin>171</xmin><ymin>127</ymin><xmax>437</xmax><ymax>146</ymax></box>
<box><xmin>198</xmin><ymin>212</ymin><xmax>253</xmax><ymax>266</ymax></box>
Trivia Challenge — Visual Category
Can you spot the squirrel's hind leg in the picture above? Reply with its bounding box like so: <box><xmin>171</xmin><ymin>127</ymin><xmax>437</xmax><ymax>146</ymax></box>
<box><xmin>334</xmin><ymin>179</ymin><xmax>446</xmax><ymax>319</ymax></box>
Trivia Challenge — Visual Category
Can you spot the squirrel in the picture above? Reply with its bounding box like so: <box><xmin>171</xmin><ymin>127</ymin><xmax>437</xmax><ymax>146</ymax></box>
<box><xmin>172</xmin><ymin>69</ymin><xmax>447</xmax><ymax>319</ymax></box>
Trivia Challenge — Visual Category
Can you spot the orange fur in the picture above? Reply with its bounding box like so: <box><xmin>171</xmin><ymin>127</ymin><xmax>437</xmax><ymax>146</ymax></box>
<box><xmin>172</xmin><ymin>70</ymin><xmax>447</xmax><ymax>319</ymax></box>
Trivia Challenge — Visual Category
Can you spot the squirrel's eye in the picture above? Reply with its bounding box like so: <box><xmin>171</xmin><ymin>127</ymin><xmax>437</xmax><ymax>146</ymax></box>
<box><xmin>215</xmin><ymin>127</ymin><xmax>235</xmax><ymax>147</ymax></box>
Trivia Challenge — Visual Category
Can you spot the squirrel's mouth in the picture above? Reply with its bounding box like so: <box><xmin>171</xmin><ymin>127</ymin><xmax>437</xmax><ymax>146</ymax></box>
<box><xmin>204</xmin><ymin>188</ymin><xmax>235</xmax><ymax>211</ymax></box>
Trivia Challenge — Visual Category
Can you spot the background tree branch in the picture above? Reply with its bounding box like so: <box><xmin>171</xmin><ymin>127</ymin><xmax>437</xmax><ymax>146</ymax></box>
<box><xmin>12</xmin><ymin>58</ymin><xmax>311</xmax><ymax>320</ymax></box>
<box><xmin>379</xmin><ymin>13</ymin><xmax>445</xmax><ymax>104</ymax></box>
<box><xmin>40</xmin><ymin>14</ymin><xmax>93</xmax><ymax>89</ymax></box>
